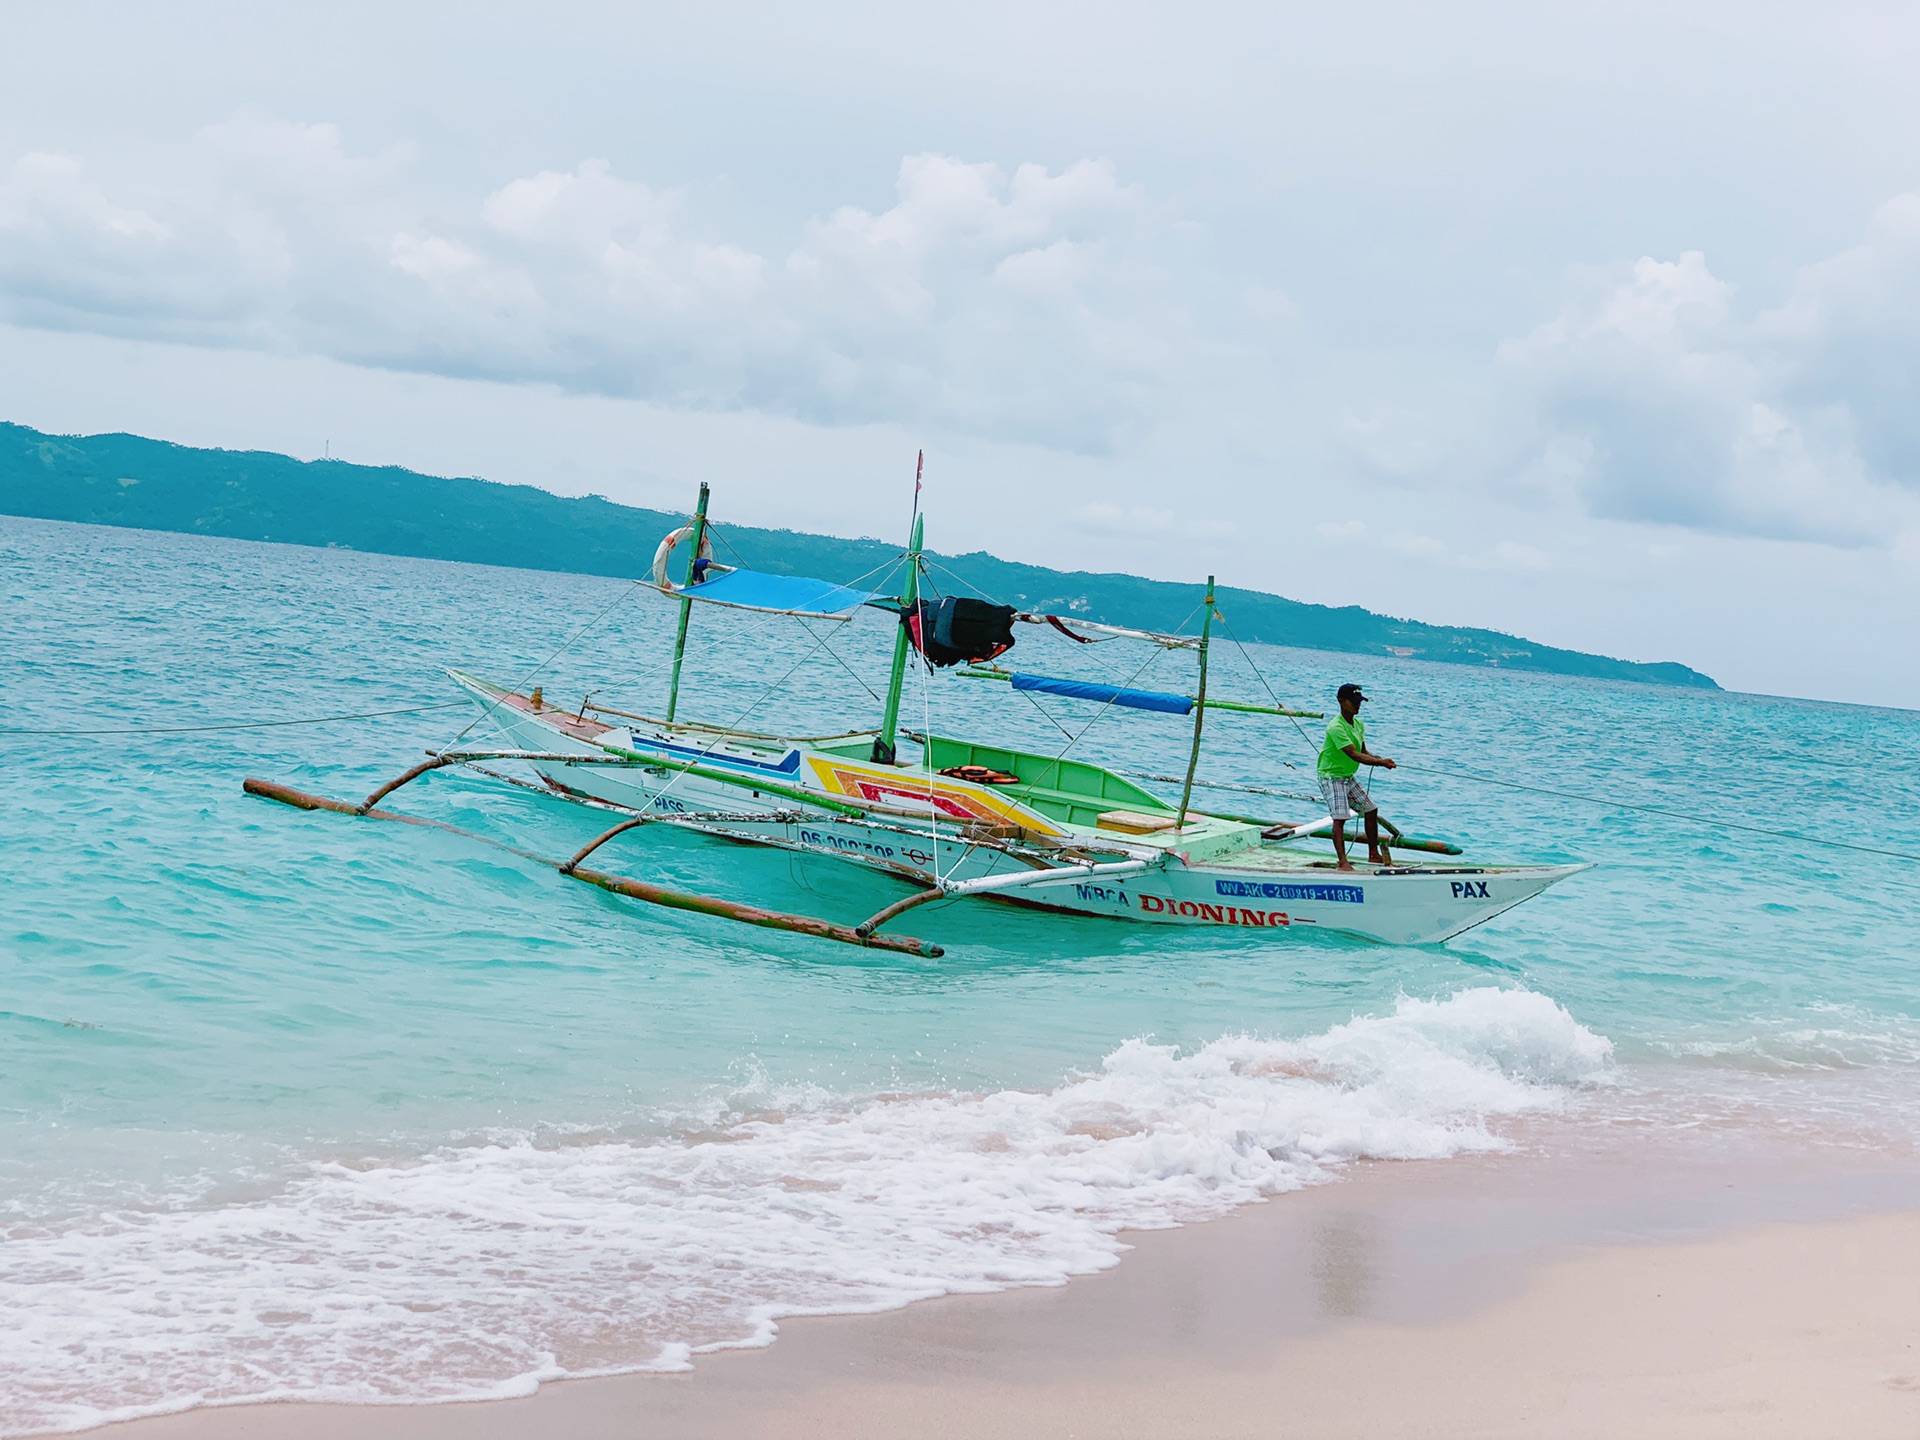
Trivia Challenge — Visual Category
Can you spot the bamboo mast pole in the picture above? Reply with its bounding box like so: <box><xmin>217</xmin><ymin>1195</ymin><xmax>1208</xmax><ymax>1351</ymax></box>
<box><xmin>872</xmin><ymin>509</ymin><xmax>924</xmax><ymax>765</ymax></box>
<box><xmin>664</xmin><ymin>482</ymin><xmax>711</xmax><ymax>725</ymax></box>
<box><xmin>1175</xmin><ymin>576</ymin><xmax>1216</xmax><ymax>830</ymax></box>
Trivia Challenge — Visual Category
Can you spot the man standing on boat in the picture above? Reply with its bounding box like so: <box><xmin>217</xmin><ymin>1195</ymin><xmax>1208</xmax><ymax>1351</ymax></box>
<box><xmin>1320</xmin><ymin>683</ymin><xmax>1396</xmax><ymax>870</ymax></box>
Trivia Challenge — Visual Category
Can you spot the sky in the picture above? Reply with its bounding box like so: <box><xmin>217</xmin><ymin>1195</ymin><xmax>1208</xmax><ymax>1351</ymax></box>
<box><xmin>3</xmin><ymin>1</ymin><xmax>1918</xmax><ymax>707</ymax></box>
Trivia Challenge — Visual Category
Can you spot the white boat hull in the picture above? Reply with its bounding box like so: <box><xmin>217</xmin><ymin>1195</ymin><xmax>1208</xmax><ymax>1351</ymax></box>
<box><xmin>454</xmin><ymin>677</ymin><xmax>1582</xmax><ymax>947</ymax></box>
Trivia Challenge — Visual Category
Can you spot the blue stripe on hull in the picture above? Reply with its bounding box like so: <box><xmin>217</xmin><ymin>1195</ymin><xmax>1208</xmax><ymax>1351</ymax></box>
<box><xmin>625</xmin><ymin>736</ymin><xmax>804</xmax><ymax>777</ymax></box>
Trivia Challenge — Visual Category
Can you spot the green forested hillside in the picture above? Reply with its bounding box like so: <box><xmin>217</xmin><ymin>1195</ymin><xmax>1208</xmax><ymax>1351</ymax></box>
<box><xmin>0</xmin><ymin>421</ymin><xmax>1718</xmax><ymax>689</ymax></box>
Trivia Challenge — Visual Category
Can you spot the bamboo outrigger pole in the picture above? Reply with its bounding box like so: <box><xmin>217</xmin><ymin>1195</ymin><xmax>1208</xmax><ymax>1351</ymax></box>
<box><xmin>1175</xmin><ymin>576</ymin><xmax>1216</xmax><ymax>830</ymax></box>
<box><xmin>241</xmin><ymin>772</ymin><xmax>944</xmax><ymax>957</ymax></box>
<box><xmin>664</xmin><ymin>482</ymin><xmax>711</xmax><ymax>725</ymax></box>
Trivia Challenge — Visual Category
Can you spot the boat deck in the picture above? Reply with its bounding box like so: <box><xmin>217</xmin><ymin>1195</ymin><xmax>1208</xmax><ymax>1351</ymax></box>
<box><xmin>496</xmin><ymin>690</ymin><xmax>618</xmax><ymax>744</ymax></box>
<box><xmin>468</xmin><ymin>676</ymin><xmax>1512</xmax><ymax>877</ymax></box>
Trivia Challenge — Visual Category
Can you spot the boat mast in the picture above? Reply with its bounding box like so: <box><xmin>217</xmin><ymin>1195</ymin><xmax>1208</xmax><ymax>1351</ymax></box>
<box><xmin>664</xmin><ymin>482</ymin><xmax>711</xmax><ymax>725</ymax></box>
<box><xmin>1175</xmin><ymin>575</ymin><xmax>1216</xmax><ymax>829</ymax></box>
<box><xmin>872</xmin><ymin>509</ymin><xmax>925</xmax><ymax>765</ymax></box>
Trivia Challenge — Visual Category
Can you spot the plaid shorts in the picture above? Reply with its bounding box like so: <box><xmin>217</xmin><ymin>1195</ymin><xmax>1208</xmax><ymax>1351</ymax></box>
<box><xmin>1319</xmin><ymin>773</ymin><xmax>1377</xmax><ymax>821</ymax></box>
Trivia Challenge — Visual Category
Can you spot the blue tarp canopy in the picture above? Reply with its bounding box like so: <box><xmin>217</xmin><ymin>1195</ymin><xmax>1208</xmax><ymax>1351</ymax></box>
<box><xmin>676</xmin><ymin>568</ymin><xmax>878</xmax><ymax>619</ymax></box>
<box><xmin>1009</xmin><ymin>673</ymin><xmax>1193</xmax><ymax>715</ymax></box>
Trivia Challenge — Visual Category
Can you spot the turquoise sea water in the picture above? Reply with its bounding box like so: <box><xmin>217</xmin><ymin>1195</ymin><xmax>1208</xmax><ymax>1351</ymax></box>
<box><xmin>3</xmin><ymin>514</ymin><xmax>1918</xmax><ymax>1433</ymax></box>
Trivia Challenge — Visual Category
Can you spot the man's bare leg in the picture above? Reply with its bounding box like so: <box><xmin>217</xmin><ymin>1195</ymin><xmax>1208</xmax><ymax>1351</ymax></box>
<box><xmin>1332</xmin><ymin>818</ymin><xmax>1353</xmax><ymax>871</ymax></box>
<box><xmin>1364</xmin><ymin>810</ymin><xmax>1386</xmax><ymax>865</ymax></box>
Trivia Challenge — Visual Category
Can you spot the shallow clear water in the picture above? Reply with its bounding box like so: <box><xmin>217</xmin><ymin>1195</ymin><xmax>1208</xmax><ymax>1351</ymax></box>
<box><xmin>3</xmin><ymin>515</ymin><xmax>1917</xmax><ymax>1433</ymax></box>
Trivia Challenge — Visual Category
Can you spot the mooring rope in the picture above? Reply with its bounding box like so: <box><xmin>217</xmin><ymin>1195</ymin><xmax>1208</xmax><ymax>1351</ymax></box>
<box><xmin>0</xmin><ymin>701</ymin><xmax>469</xmax><ymax>738</ymax></box>
<box><xmin>1109</xmin><ymin>617</ymin><xmax>1920</xmax><ymax>865</ymax></box>
<box><xmin>1121</xmin><ymin>770</ymin><xmax>1317</xmax><ymax>804</ymax></box>
<box><xmin>1400</xmin><ymin>763</ymin><xmax>1920</xmax><ymax>865</ymax></box>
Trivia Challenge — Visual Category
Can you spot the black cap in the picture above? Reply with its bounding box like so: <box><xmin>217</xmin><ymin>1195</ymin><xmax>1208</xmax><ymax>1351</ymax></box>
<box><xmin>1337</xmin><ymin>683</ymin><xmax>1368</xmax><ymax>702</ymax></box>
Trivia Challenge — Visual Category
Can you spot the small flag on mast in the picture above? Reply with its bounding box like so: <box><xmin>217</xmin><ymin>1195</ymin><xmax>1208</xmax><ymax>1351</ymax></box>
<box><xmin>915</xmin><ymin>449</ymin><xmax>923</xmax><ymax>496</ymax></box>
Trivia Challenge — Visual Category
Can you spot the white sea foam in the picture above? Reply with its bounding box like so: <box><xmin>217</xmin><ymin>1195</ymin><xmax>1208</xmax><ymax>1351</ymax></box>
<box><xmin>0</xmin><ymin>988</ymin><xmax>1611</xmax><ymax>1436</ymax></box>
<box><xmin>1636</xmin><ymin>1003</ymin><xmax>1920</xmax><ymax>1072</ymax></box>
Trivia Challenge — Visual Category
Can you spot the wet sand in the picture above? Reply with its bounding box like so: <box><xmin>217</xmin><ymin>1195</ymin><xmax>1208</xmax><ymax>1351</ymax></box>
<box><xmin>100</xmin><ymin>1125</ymin><xmax>1920</xmax><ymax>1440</ymax></box>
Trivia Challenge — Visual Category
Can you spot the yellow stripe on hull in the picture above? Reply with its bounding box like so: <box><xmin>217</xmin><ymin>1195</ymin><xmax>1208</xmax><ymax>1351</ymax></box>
<box><xmin>803</xmin><ymin>757</ymin><xmax>1065</xmax><ymax>837</ymax></box>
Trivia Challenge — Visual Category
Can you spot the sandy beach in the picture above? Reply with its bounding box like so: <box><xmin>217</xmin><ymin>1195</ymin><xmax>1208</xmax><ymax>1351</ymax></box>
<box><xmin>98</xmin><ymin>1124</ymin><xmax>1920</xmax><ymax>1440</ymax></box>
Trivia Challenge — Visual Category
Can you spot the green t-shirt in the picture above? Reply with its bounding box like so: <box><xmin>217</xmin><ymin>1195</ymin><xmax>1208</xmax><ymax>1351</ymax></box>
<box><xmin>1318</xmin><ymin>715</ymin><xmax>1364</xmax><ymax>777</ymax></box>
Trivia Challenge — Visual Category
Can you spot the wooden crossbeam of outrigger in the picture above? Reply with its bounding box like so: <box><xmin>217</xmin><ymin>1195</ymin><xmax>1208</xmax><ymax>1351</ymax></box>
<box><xmin>241</xmin><ymin>752</ymin><xmax>945</xmax><ymax>958</ymax></box>
<box><xmin>852</xmin><ymin>857</ymin><xmax>1153</xmax><ymax>939</ymax></box>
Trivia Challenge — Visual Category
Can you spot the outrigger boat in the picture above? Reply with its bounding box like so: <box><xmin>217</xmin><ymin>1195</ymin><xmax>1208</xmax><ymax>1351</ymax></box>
<box><xmin>245</xmin><ymin>474</ymin><xmax>1585</xmax><ymax>955</ymax></box>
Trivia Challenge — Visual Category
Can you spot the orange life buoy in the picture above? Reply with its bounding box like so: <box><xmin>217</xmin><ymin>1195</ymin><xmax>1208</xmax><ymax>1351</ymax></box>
<box><xmin>939</xmin><ymin>764</ymin><xmax>1020</xmax><ymax>786</ymax></box>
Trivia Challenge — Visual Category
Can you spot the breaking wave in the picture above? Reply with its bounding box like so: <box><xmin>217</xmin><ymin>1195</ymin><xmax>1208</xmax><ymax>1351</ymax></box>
<box><xmin>0</xmin><ymin>987</ymin><xmax>1611</xmax><ymax>1435</ymax></box>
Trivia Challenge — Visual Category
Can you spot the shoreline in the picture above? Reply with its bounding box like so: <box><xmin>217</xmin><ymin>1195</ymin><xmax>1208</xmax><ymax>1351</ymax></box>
<box><xmin>93</xmin><ymin>1119</ymin><xmax>1920</xmax><ymax>1440</ymax></box>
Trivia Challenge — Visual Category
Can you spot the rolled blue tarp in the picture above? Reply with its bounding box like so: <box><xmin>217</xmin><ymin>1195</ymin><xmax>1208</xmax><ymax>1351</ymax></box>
<box><xmin>1009</xmin><ymin>673</ymin><xmax>1194</xmax><ymax>715</ymax></box>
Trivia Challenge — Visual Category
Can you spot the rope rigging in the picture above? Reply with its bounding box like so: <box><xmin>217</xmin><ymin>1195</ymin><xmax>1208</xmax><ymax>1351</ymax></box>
<box><xmin>443</xmin><ymin>508</ymin><xmax>924</xmax><ymax>825</ymax></box>
<box><xmin>1028</xmin><ymin>599</ymin><xmax>1204</xmax><ymax>775</ymax></box>
<box><xmin>458</xmin><ymin>608</ymin><xmax>873</xmax><ymax>825</ymax></box>
<box><xmin>441</xmin><ymin>580</ymin><xmax>645</xmax><ymax>749</ymax></box>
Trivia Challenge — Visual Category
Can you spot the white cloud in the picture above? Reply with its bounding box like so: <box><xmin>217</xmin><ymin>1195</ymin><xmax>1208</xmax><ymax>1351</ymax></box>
<box><xmin>475</xmin><ymin>159</ymin><xmax>764</xmax><ymax>308</ymax></box>
<box><xmin>389</xmin><ymin>233</ymin><xmax>482</xmax><ymax>284</ymax></box>
<box><xmin>0</xmin><ymin>154</ymin><xmax>188</xmax><ymax>332</ymax></box>
<box><xmin>1078</xmin><ymin>500</ymin><xmax>1175</xmax><ymax>535</ymax></box>
<box><xmin>0</xmin><ymin>153</ymin><xmax>169</xmax><ymax>242</ymax></box>
<box><xmin>1761</xmin><ymin>193</ymin><xmax>1920</xmax><ymax>483</ymax></box>
<box><xmin>1076</xmin><ymin>500</ymin><xmax>1230</xmax><ymax>541</ymax></box>
<box><xmin>1491</xmin><ymin>540</ymin><xmax>1549</xmax><ymax>571</ymax></box>
<box><xmin>0</xmin><ymin>123</ymin><xmax>1196</xmax><ymax>451</ymax></box>
<box><xmin>1590</xmin><ymin>251</ymin><xmax>1730</xmax><ymax>343</ymax></box>
<box><xmin>0</xmin><ymin>109</ymin><xmax>429</xmax><ymax>348</ymax></box>
<box><xmin>1501</xmin><ymin>239</ymin><xmax>1920</xmax><ymax>550</ymax></box>
<box><xmin>1384</xmin><ymin>530</ymin><xmax>1445</xmax><ymax>558</ymax></box>
<box><xmin>770</xmin><ymin>155</ymin><xmax>1182</xmax><ymax>445</ymax></box>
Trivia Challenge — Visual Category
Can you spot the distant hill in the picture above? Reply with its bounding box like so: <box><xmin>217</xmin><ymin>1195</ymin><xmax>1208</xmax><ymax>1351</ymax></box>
<box><xmin>0</xmin><ymin>421</ymin><xmax>1718</xmax><ymax>689</ymax></box>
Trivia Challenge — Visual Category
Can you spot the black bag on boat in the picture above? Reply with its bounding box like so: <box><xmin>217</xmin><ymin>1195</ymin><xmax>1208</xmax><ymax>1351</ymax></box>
<box><xmin>907</xmin><ymin>596</ymin><xmax>1016</xmax><ymax>668</ymax></box>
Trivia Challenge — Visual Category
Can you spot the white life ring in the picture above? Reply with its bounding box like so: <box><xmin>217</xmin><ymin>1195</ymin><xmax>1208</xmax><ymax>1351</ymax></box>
<box><xmin>651</xmin><ymin>524</ymin><xmax>715</xmax><ymax>590</ymax></box>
